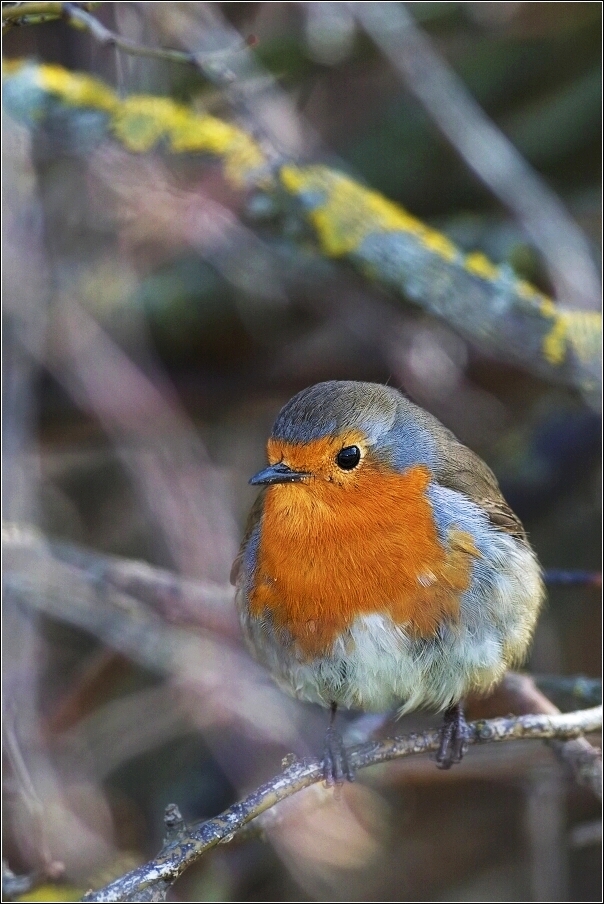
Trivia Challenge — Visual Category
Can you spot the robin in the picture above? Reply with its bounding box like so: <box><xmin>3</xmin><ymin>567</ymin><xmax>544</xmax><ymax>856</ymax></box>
<box><xmin>232</xmin><ymin>381</ymin><xmax>544</xmax><ymax>782</ymax></box>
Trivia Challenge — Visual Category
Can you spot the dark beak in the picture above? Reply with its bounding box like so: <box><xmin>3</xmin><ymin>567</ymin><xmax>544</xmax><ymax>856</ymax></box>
<box><xmin>249</xmin><ymin>462</ymin><xmax>309</xmax><ymax>486</ymax></box>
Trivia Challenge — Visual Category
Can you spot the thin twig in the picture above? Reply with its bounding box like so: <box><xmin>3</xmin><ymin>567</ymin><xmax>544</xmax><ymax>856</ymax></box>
<box><xmin>3</xmin><ymin>523</ymin><xmax>300</xmax><ymax>748</ymax></box>
<box><xmin>2</xmin><ymin>2</ymin><xmax>65</xmax><ymax>24</ymax></box>
<box><xmin>4</xmin><ymin>523</ymin><xmax>238</xmax><ymax>637</ymax></box>
<box><xmin>2</xmin><ymin>1</ymin><xmax>97</xmax><ymax>30</ymax></box>
<box><xmin>82</xmin><ymin>706</ymin><xmax>602</xmax><ymax>902</ymax></box>
<box><xmin>2</xmin><ymin>0</ymin><xmax>240</xmax><ymax>69</ymax></box>
<box><xmin>62</xmin><ymin>2</ymin><xmax>198</xmax><ymax>65</ymax></box>
<box><xmin>535</xmin><ymin>675</ymin><xmax>602</xmax><ymax>707</ymax></box>
<box><xmin>466</xmin><ymin>671</ymin><xmax>602</xmax><ymax>796</ymax></box>
<box><xmin>543</xmin><ymin>569</ymin><xmax>601</xmax><ymax>587</ymax></box>
<box><xmin>145</xmin><ymin>1</ymin><xmax>307</xmax><ymax>163</ymax></box>
<box><xmin>352</xmin><ymin>2</ymin><xmax>601</xmax><ymax>312</ymax></box>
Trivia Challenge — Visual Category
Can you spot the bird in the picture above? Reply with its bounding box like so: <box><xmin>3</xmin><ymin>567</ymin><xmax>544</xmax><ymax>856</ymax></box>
<box><xmin>231</xmin><ymin>381</ymin><xmax>544</xmax><ymax>782</ymax></box>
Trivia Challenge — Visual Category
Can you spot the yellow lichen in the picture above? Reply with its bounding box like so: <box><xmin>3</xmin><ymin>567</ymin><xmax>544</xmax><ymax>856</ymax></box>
<box><xmin>111</xmin><ymin>95</ymin><xmax>189</xmax><ymax>153</ymax></box>
<box><xmin>538</xmin><ymin>296</ymin><xmax>558</xmax><ymax>318</ymax></box>
<box><xmin>542</xmin><ymin>312</ymin><xmax>569</xmax><ymax>365</ymax></box>
<box><xmin>6</xmin><ymin>61</ymin><xmax>266</xmax><ymax>185</ymax></box>
<box><xmin>4</xmin><ymin>61</ymin><xmax>602</xmax><ymax>375</ymax></box>
<box><xmin>565</xmin><ymin>311</ymin><xmax>603</xmax><ymax>364</ymax></box>
<box><xmin>515</xmin><ymin>278</ymin><xmax>539</xmax><ymax>300</ymax></box>
<box><xmin>170</xmin><ymin>114</ymin><xmax>243</xmax><ymax>153</ymax></box>
<box><xmin>280</xmin><ymin>165</ymin><xmax>458</xmax><ymax>261</ymax></box>
<box><xmin>38</xmin><ymin>63</ymin><xmax>117</xmax><ymax>112</ymax></box>
<box><xmin>464</xmin><ymin>252</ymin><xmax>500</xmax><ymax>281</ymax></box>
<box><xmin>169</xmin><ymin>114</ymin><xmax>266</xmax><ymax>186</ymax></box>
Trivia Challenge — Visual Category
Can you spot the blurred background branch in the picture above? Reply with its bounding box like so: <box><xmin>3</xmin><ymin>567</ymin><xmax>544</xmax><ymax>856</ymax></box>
<box><xmin>352</xmin><ymin>2</ymin><xmax>602</xmax><ymax>313</ymax></box>
<box><xmin>3</xmin><ymin>59</ymin><xmax>601</xmax><ymax>402</ymax></box>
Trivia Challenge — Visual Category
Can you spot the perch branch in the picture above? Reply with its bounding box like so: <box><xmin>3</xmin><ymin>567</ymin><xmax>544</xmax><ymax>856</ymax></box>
<box><xmin>466</xmin><ymin>671</ymin><xmax>602</xmax><ymax>797</ymax></box>
<box><xmin>82</xmin><ymin>706</ymin><xmax>601</xmax><ymax>902</ymax></box>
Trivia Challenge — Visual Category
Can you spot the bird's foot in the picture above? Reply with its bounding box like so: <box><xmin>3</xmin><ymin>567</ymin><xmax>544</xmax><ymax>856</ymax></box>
<box><xmin>436</xmin><ymin>703</ymin><xmax>470</xmax><ymax>770</ymax></box>
<box><xmin>322</xmin><ymin>724</ymin><xmax>355</xmax><ymax>786</ymax></box>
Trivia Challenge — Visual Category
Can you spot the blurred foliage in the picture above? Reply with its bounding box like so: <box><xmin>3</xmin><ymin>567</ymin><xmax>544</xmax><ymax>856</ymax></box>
<box><xmin>2</xmin><ymin>2</ymin><xmax>601</xmax><ymax>902</ymax></box>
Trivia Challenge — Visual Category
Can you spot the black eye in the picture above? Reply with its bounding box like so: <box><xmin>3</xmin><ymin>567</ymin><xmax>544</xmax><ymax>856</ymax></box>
<box><xmin>336</xmin><ymin>445</ymin><xmax>361</xmax><ymax>470</ymax></box>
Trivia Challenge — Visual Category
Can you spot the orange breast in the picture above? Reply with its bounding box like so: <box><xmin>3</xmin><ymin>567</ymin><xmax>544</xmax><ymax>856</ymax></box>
<box><xmin>249</xmin><ymin>463</ymin><xmax>478</xmax><ymax>658</ymax></box>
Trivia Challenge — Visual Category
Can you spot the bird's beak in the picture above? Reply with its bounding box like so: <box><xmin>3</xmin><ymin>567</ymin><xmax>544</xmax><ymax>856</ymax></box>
<box><xmin>249</xmin><ymin>462</ymin><xmax>310</xmax><ymax>486</ymax></box>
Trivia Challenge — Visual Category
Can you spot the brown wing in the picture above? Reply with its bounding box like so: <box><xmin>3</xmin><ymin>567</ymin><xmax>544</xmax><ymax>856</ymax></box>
<box><xmin>435</xmin><ymin>438</ymin><xmax>526</xmax><ymax>541</ymax></box>
<box><xmin>230</xmin><ymin>489</ymin><xmax>266</xmax><ymax>586</ymax></box>
<box><xmin>412</xmin><ymin>408</ymin><xmax>527</xmax><ymax>542</ymax></box>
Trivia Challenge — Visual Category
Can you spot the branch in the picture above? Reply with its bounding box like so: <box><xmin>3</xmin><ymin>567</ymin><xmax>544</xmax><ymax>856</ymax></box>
<box><xmin>82</xmin><ymin>706</ymin><xmax>602</xmax><ymax>902</ymax></box>
<box><xmin>352</xmin><ymin>2</ymin><xmax>601</xmax><ymax>313</ymax></box>
<box><xmin>535</xmin><ymin>675</ymin><xmax>602</xmax><ymax>707</ymax></box>
<box><xmin>465</xmin><ymin>672</ymin><xmax>602</xmax><ymax>798</ymax></box>
<box><xmin>2</xmin><ymin>1</ymin><xmax>97</xmax><ymax>31</ymax></box>
<box><xmin>3</xmin><ymin>523</ymin><xmax>237</xmax><ymax>638</ymax></box>
<box><xmin>3</xmin><ymin>61</ymin><xmax>600</xmax><ymax>399</ymax></box>
<box><xmin>2</xmin><ymin>2</ymin><xmax>66</xmax><ymax>25</ymax></box>
<box><xmin>2</xmin><ymin>2</ymin><xmax>254</xmax><ymax>70</ymax></box>
<box><xmin>3</xmin><ymin>523</ymin><xmax>300</xmax><ymax>749</ymax></box>
<box><xmin>543</xmin><ymin>569</ymin><xmax>601</xmax><ymax>587</ymax></box>
<box><xmin>61</xmin><ymin>2</ymin><xmax>197</xmax><ymax>65</ymax></box>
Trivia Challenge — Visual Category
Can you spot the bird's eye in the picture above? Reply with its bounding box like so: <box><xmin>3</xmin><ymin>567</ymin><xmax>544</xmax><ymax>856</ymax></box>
<box><xmin>336</xmin><ymin>445</ymin><xmax>361</xmax><ymax>470</ymax></box>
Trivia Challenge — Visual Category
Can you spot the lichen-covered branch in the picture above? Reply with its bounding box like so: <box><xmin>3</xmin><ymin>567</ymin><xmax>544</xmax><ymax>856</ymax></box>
<box><xmin>82</xmin><ymin>706</ymin><xmax>601</xmax><ymax>902</ymax></box>
<box><xmin>352</xmin><ymin>2</ymin><xmax>601</xmax><ymax>314</ymax></box>
<box><xmin>2</xmin><ymin>61</ymin><xmax>600</xmax><ymax>399</ymax></box>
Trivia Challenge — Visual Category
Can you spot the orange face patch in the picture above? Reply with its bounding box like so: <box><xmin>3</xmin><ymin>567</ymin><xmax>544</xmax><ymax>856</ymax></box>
<box><xmin>249</xmin><ymin>443</ymin><xmax>479</xmax><ymax>659</ymax></box>
<box><xmin>267</xmin><ymin>431</ymin><xmax>369</xmax><ymax>485</ymax></box>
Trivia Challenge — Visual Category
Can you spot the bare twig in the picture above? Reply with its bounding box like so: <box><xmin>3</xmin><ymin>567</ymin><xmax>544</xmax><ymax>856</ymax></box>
<box><xmin>146</xmin><ymin>1</ymin><xmax>312</xmax><ymax>162</ymax></box>
<box><xmin>82</xmin><ymin>706</ymin><xmax>602</xmax><ymax>902</ymax></box>
<box><xmin>1</xmin><ymin>1</ymin><xmax>253</xmax><ymax>71</ymax></box>
<box><xmin>4</xmin><ymin>523</ymin><xmax>237</xmax><ymax>638</ymax></box>
<box><xmin>535</xmin><ymin>675</ymin><xmax>601</xmax><ymax>707</ymax></box>
<box><xmin>3</xmin><ymin>523</ymin><xmax>299</xmax><ymax>747</ymax></box>
<box><xmin>543</xmin><ymin>569</ymin><xmax>601</xmax><ymax>587</ymax></box>
<box><xmin>62</xmin><ymin>2</ymin><xmax>197</xmax><ymax>64</ymax></box>
<box><xmin>353</xmin><ymin>2</ymin><xmax>601</xmax><ymax>312</ymax></box>
<box><xmin>467</xmin><ymin>671</ymin><xmax>602</xmax><ymax>797</ymax></box>
<box><xmin>2</xmin><ymin>1</ymin><xmax>65</xmax><ymax>25</ymax></box>
<box><xmin>549</xmin><ymin>735</ymin><xmax>602</xmax><ymax>797</ymax></box>
<box><xmin>2</xmin><ymin>1</ymin><xmax>97</xmax><ymax>31</ymax></box>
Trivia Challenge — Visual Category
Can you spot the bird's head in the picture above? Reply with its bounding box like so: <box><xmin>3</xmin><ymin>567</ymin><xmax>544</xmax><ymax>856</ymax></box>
<box><xmin>249</xmin><ymin>381</ymin><xmax>439</xmax><ymax>490</ymax></box>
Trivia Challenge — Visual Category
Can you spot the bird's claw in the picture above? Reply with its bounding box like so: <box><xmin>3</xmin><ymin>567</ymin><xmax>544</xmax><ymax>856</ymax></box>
<box><xmin>322</xmin><ymin>725</ymin><xmax>355</xmax><ymax>785</ymax></box>
<box><xmin>436</xmin><ymin>703</ymin><xmax>470</xmax><ymax>769</ymax></box>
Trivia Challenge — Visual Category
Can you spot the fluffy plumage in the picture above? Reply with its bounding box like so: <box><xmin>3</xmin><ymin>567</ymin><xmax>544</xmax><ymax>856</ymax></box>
<box><xmin>233</xmin><ymin>381</ymin><xmax>544</xmax><ymax>716</ymax></box>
